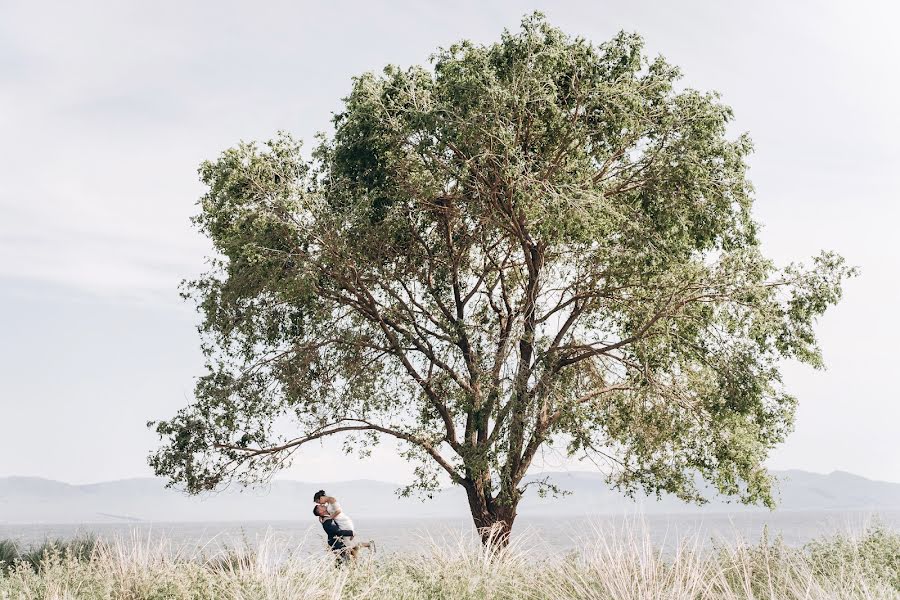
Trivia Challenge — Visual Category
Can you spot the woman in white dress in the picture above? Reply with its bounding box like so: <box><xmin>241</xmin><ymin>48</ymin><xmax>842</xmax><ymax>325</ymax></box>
<box><xmin>313</xmin><ymin>489</ymin><xmax>375</xmax><ymax>558</ymax></box>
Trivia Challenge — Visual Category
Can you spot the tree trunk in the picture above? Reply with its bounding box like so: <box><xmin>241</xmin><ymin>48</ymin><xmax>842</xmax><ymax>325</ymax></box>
<box><xmin>473</xmin><ymin>510</ymin><xmax>515</xmax><ymax>547</ymax></box>
<box><xmin>464</xmin><ymin>479</ymin><xmax>518</xmax><ymax>547</ymax></box>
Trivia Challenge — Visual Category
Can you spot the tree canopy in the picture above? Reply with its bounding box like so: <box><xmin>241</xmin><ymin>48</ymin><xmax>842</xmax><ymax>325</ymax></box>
<box><xmin>149</xmin><ymin>13</ymin><xmax>854</xmax><ymax>540</ymax></box>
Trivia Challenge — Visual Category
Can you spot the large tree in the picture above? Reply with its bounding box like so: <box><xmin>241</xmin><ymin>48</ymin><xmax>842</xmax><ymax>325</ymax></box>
<box><xmin>150</xmin><ymin>14</ymin><xmax>853</xmax><ymax>543</ymax></box>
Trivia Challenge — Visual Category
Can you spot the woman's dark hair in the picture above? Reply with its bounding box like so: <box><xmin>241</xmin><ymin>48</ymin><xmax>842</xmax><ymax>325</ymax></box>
<box><xmin>313</xmin><ymin>489</ymin><xmax>326</xmax><ymax>502</ymax></box>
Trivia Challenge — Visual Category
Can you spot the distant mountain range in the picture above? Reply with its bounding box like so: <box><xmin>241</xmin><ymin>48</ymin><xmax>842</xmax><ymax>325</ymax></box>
<box><xmin>1</xmin><ymin>470</ymin><xmax>898</xmax><ymax>524</ymax></box>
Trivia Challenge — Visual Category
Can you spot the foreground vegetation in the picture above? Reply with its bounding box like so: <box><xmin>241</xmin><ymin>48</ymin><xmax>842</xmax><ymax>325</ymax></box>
<box><xmin>0</xmin><ymin>525</ymin><xmax>897</xmax><ymax>599</ymax></box>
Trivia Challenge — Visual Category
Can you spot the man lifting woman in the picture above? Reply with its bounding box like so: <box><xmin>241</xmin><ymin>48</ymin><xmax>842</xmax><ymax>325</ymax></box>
<box><xmin>313</xmin><ymin>490</ymin><xmax>375</xmax><ymax>561</ymax></box>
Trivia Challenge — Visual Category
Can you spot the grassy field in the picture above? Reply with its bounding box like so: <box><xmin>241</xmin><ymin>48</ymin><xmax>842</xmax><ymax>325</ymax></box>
<box><xmin>0</xmin><ymin>524</ymin><xmax>897</xmax><ymax>599</ymax></box>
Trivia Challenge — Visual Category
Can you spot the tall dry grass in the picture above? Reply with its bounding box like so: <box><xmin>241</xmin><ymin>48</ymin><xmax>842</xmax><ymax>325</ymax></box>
<box><xmin>0</xmin><ymin>522</ymin><xmax>896</xmax><ymax>599</ymax></box>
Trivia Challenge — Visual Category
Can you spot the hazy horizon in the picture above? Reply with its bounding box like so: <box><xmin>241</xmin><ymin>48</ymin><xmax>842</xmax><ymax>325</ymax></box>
<box><xmin>3</xmin><ymin>466</ymin><xmax>895</xmax><ymax>487</ymax></box>
<box><xmin>1</xmin><ymin>1</ymin><xmax>898</xmax><ymax>489</ymax></box>
<box><xmin>3</xmin><ymin>468</ymin><xmax>898</xmax><ymax>525</ymax></box>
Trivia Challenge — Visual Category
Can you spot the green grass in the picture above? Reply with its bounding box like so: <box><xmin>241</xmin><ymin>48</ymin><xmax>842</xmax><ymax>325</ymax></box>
<box><xmin>0</xmin><ymin>535</ymin><xmax>98</xmax><ymax>575</ymax></box>
<box><xmin>0</xmin><ymin>525</ymin><xmax>897</xmax><ymax>599</ymax></box>
<box><xmin>0</xmin><ymin>539</ymin><xmax>19</xmax><ymax>575</ymax></box>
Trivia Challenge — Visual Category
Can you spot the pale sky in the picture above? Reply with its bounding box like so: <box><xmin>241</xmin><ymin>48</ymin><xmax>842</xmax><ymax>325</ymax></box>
<box><xmin>1</xmin><ymin>0</ymin><xmax>898</xmax><ymax>487</ymax></box>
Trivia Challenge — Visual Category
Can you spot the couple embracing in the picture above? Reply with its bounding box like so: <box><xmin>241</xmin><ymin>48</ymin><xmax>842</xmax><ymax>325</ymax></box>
<box><xmin>312</xmin><ymin>489</ymin><xmax>375</xmax><ymax>561</ymax></box>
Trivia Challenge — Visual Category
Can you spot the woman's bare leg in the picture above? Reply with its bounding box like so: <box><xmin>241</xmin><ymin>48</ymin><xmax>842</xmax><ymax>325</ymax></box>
<box><xmin>349</xmin><ymin>541</ymin><xmax>375</xmax><ymax>559</ymax></box>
